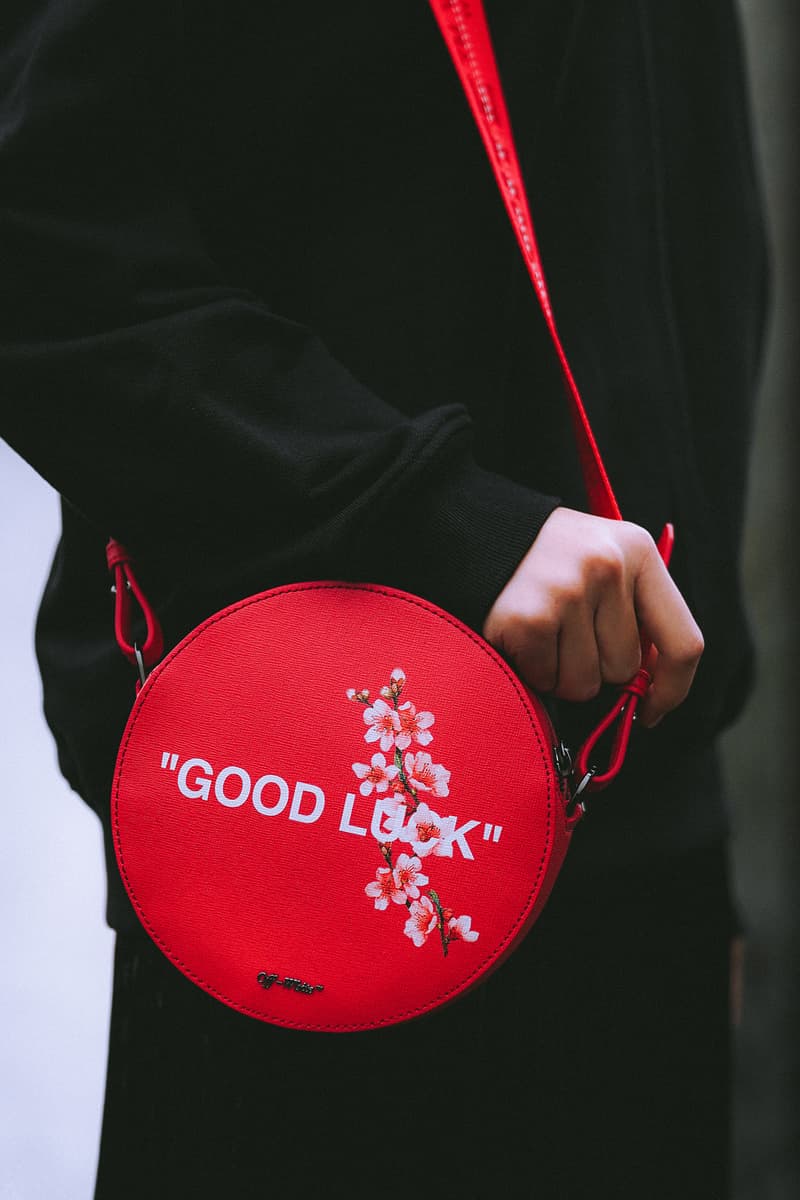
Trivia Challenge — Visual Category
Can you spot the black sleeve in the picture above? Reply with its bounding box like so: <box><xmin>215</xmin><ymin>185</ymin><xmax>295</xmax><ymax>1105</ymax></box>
<box><xmin>0</xmin><ymin>0</ymin><xmax>558</xmax><ymax>632</ymax></box>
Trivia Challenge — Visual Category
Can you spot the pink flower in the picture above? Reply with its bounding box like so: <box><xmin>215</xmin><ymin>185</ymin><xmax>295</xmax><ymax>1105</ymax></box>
<box><xmin>392</xmin><ymin>853</ymin><xmax>429</xmax><ymax>900</ymax></box>
<box><xmin>403</xmin><ymin>751</ymin><xmax>450</xmax><ymax>798</ymax></box>
<box><xmin>395</xmin><ymin>702</ymin><xmax>435</xmax><ymax>750</ymax></box>
<box><xmin>398</xmin><ymin>802</ymin><xmax>445</xmax><ymax>858</ymax></box>
<box><xmin>365</xmin><ymin>867</ymin><xmax>406</xmax><ymax>911</ymax></box>
<box><xmin>447</xmin><ymin>915</ymin><xmax>479</xmax><ymax>943</ymax></box>
<box><xmin>403</xmin><ymin>896</ymin><xmax>438</xmax><ymax>947</ymax></box>
<box><xmin>363</xmin><ymin>698</ymin><xmax>401</xmax><ymax>751</ymax></box>
<box><xmin>352</xmin><ymin>753</ymin><xmax>400</xmax><ymax>797</ymax></box>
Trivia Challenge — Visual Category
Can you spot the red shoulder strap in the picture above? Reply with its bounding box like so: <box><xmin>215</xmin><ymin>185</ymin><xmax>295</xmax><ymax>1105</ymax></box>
<box><xmin>429</xmin><ymin>0</ymin><xmax>674</xmax><ymax>798</ymax></box>
<box><xmin>429</xmin><ymin>0</ymin><xmax>621</xmax><ymax>521</ymax></box>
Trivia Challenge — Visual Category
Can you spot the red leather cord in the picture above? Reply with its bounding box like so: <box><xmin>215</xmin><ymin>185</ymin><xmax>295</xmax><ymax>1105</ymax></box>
<box><xmin>430</xmin><ymin>0</ymin><xmax>675</xmax><ymax>796</ymax></box>
<box><xmin>105</xmin><ymin>538</ymin><xmax>164</xmax><ymax>674</ymax></box>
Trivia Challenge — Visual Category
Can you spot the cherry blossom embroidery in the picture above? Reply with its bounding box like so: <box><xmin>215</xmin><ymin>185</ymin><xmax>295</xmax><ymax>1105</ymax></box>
<box><xmin>352</xmin><ymin>752</ymin><xmax>400</xmax><ymax>797</ymax></box>
<box><xmin>349</xmin><ymin>668</ymin><xmax>479</xmax><ymax>957</ymax></box>
<box><xmin>395</xmin><ymin>702</ymin><xmax>435</xmax><ymax>750</ymax></box>
<box><xmin>393</xmin><ymin>853</ymin><xmax>429</xmax><ymax>900</ymax></box>
<box><xmin>404</xmin><ymin>896</ymin><xmax>438</xmax><ymax>947</ymax></box>
<box><xmin>447</xmin><ymin>915</ymin><xmax>479</xmax><ymax>943</ymax></box>
<box><xmin>397</xmin><ymin>802</ymin><xmax>445</xmax><ymax>858</ymax></box>
<box><xmin>403</xmin><ymin>751</ymin><xmax>450</xmax><ymax>798</ymax></box>
<box><xmin>365</xmin><ymin>867</ymin><xmax>406</xmax><ymax>911</ymax></box>
<box><xmin>363</xmin><ymin>698</ymin><xmax>400</xmax><ymax>752</ymax></box>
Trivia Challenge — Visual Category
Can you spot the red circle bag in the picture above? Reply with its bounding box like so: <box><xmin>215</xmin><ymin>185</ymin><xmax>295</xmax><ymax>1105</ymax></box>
<box><xmin>113</xmin><ymin>582</ymin><xmax>577</xmax><ymax>1031</ymax></box>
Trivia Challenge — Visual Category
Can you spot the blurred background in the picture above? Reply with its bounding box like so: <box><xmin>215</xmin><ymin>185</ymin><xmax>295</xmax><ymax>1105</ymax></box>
<box><xmin>724</xmin><ymin>1</ymin><xmax>798</xmax><ymax>1194</ymax></box>
<box><xmin>0</xmin><ymin>1</ymin><xmax>796</xmax><ymax>1196</ymax></box>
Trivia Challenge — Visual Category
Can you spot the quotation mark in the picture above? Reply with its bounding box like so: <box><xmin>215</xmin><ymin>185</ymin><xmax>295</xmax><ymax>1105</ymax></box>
<box><xmin>160</xmin><ymin>752</ymin><xmax>180</xmax><ymax>771</ymax></box>
<box><xmin>482</xmin><ymin>823</ymin><xmax>503</xmax><ymax>843</ymax></box>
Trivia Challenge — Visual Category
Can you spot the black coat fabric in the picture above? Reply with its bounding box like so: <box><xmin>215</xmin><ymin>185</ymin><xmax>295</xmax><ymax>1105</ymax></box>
<box><xmin>1</xmin><ymin>1</ymin><xmax>767</xmax><ymax>929</ymax></box>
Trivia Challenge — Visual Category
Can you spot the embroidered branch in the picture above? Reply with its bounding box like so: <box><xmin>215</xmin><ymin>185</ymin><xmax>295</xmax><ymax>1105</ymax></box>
<box><xmin>348</xmin><ymin>668</ymin><xmax>479</xmax><ymax>956</ymax></box>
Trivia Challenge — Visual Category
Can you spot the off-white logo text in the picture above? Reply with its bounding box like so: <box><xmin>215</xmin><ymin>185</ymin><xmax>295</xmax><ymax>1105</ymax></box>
<box><xmin>159</xmin><ymin>751</ymin><xmax>502</xmax><ymax>860</ymax></box>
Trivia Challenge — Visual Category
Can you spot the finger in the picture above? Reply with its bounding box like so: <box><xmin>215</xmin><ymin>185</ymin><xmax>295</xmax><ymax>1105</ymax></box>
<box><xmin>639</xmin><ymin>644</ymin><xmax>692</xmax><ymax>728</ymax></box>
<box><xmin>506</xmin><ymin>612</ymin><xmax>560</xmax><ymax>694</ymax></box>
<box><xmin>639</xmin><ymin>615</ymin><xmax>702</xmax><ymax>724</ymax></box>
<box><xmin>633</xmin><ymin>552</ymin><xmax>704</xmax><ymax>724</ymax></box>
<box><xmin>594</xmin><ymin>579</ymin><xmax>642</xmax><ymax>686</ymax></box>
<box><xmin>553</xmin><ymin>599</ymin><xmax>601</xmax><ymax>701</ymax></box>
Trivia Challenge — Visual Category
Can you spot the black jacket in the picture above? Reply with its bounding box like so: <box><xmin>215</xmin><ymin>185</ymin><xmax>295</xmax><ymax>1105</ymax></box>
<box><xmin>0</xmin><ymin>1</ymin><xmax>767</xmax><ymax>927</ymax></box>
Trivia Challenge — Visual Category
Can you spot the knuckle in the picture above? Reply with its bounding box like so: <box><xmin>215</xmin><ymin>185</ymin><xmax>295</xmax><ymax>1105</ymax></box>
<box><xmin>676</xmin><ymin>630</ymin><xmax>705</xmax><ymax>666</ymax></box>
<box><xmin>621</xmin><ymin>521</ymin><xmax>656</xmax><ymax>560</ymax></box>
<box><xmin>589</xmin><ymin>542</ymin><xmax>626</xmax><ymax>585</ymax></box>
<box><xmin>550</xmin><ymin>581</ymin><xmax>586</xmax><ymax>613</ymax></box>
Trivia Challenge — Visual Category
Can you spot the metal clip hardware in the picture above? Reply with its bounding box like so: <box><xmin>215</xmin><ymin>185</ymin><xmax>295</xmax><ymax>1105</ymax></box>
<box><xmin>133</xmin><ymin>643</ymin><xmax>147</xmax><ymax>689</ymax></box>
<box><xmin>566</xmin><ymin>768</ymin><xmax>596</xmax><ymax>818</ymax></box>
<box><xmin>553</xmin><ymin>741</ymin><xmax>573</xmax><ymax>779</ymax></box>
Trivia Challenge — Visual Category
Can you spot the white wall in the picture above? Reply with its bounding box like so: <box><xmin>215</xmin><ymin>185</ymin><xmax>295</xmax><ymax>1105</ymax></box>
<box><xmin>0</xmin><ymin>443</ymin><xmax>113</xmax><ymax>1200</ymax></box>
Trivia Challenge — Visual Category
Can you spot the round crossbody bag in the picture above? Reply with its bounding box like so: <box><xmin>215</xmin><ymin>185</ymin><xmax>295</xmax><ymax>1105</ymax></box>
<box><xmin>108</xmin><ymin>1</ymin><xmax>673</xmax><ymax>1032</ymax></box>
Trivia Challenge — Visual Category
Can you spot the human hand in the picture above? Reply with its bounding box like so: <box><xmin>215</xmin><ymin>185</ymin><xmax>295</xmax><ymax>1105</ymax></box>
<box><xmin>482</xmin><ymin>507</ymin><xmax>704</xmax><ymax>727</ymax></box>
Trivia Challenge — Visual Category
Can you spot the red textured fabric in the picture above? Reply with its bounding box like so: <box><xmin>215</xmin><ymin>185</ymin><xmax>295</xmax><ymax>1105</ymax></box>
<box><xmin>113</xmin><ymin>583</ymin><xmax>574</xmax><ymax>1030</ymax></box>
